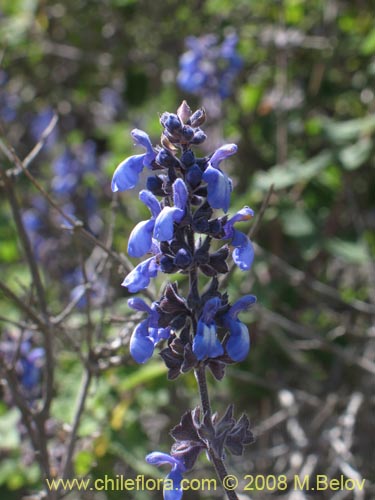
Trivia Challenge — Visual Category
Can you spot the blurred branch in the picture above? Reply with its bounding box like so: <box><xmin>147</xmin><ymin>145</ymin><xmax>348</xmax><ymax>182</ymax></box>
<box><xmin>256</xmin><ymin>243</ymin><xmax>375</xmax><ymax>315</ymax></box>
<box><xmin>0</xmin><ymin>132</ymin><xmax>155</xmax><ymax>302</ymax></box>
<box><xmin>258</xmin><ymin>305</ymin><xmax>375</xmax><ymax>376</ymax></box>
<box><xmin>1</xmin><ymin>173</ymin><xmax>54</xmax><ymax>416</ymax></box>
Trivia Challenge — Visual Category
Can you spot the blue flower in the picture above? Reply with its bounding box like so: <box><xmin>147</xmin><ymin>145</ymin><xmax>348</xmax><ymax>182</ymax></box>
<box><xmin>122</xmin><ymin>254</ymin><xmax>159</xmax><ymax>293</ymax></box>
<box><xmin>154</xmin><ymin>179</ymin><xmax>188</xmax><ymax>241</ymax></box>
<box><xmin>30</xmin><ymin>107</ymin><xmax>58</xmax><ymax>150</ymax></box>
<box><xmin>223</xmin><ymin>295</ymin><xmax>256</xmax><ymax>362</ymax></box>
<box><xmin>128</xmin><ymin>190</ymin><xmax>161</xmax><ymax>257</ymax></box>
<box><xmin>128</xmin><ymin>298</ymin><xmax>170</xmax><ymax>363</ymax></box>
<box><xmin>111</xmin><ymin>129</ymin><xmax>156</xmax><ymax>192</ymax></box>
<box><xmin>0</xmin><ymin>334</ymin><xmax>44</xmax><ymax>398</ymax></box>
<box><xmin>146</xmin><ymin>452</ymin><xmax>186</xmax><ymax>500</ymax></box>
<box><xmin>223</xmin><ymin>207</ymin><xmax>255</xmax><ymax>270</ymax></box>
<box><xmin>192</xmin><ymin>297</ymin><xmax>224</xmax><ymax>360</ymax></box>
<box><xmin>19</xmin><ymin>343</ymin><xmax>45</xmax><ymax>391</ymax></box>
<box><xmin>177</xmin><ymin>33</ymin><xmax>242</xmax><ymax>99</ymax></box>
<box><xmin>202</xmin><ymin>144</ymin><xmax>237</xmax><ymax>213</ymax></box>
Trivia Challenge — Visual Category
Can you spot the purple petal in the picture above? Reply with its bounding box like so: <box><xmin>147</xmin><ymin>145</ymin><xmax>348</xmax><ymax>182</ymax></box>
<box><xmin>225</xmin><ymin>318</ymin><xmax>250</xmax><ymax>362</ymax></box>
<box><xmin>201</xmin><ymin>297</ymin><xmax>221</xmax><ymax>323</ymax></box>
<box><xmin>128</xmin><ymin>219</ymin><xmax>155</xmax><ymax>257</ymax></box>
<box><xmin>130</xmin><ymin>320</ymin><xmax>155</xmax><ymax>363</ymax></box>
<box><xmin>146</xmin><ymin>452</ymin><xmax>183</xmax><ymax>470</ymax></box>
<box><xmin>224</xmin><ymin>207</ymin><xmax>254</xmax><ymax>239</ymax></box>
<box><xmin>130</xmin><ymin>128</ymin><xmax>154</xmax><ymax>154</ymax></box>
<box><xmin>154</xmin><ymin>207</ymin><xmax>184</xmax><ymax>241</ymax></box>
<box><xmin>165</xmin><ymin>468</ymin><xmax>184</xmax><ymax>500</ymax></box>
<box><xmin>139</xmin><ymin>190</ymin><xmax>161</xmax><ymax>218</ymax></box>
<box><xmin>111</xmin><ymin>154</ymin><xmax>146</xmax><ymax>192</ymax></box>
<box><xmin>128</xmin><ymin>297</ymin><xmax>153</xmax><ymax>314</ymax></box>
<box><xmin>27</xmin><ymin>348</ymin><xmax>45</xmax><ymax>363</ymax></box>
<box><xmin>228</xmin><ymin>295</ymin><xmax>257</xmax><ymax>319</ymax></box>
<box><xmin>202</xmin><ymin>165</ymin><xmax>232</xmax><ymax>213</ymax></box>
<box><xmin>122</xmin><ymin>257</ymin><xmax>158</xmax><ymax>293</ymax></box>
<box><xmin>231</xmin><ymin>230</ymin><xmax>254</xmax><ymax>271</ymax></box>
<box><xmin>193</xmin><ymin>320</ymin><xmax>224</xmax><ymax>360</ymax></box>
<box><xmin>210</xmin><ymin>143</ymin><xmax>237</xmax><ymax>169</ymax></box>
<box><xmin>173</xmin><ymin>179</ymin><xmax>188</xmax><ymax>210</ymax></box>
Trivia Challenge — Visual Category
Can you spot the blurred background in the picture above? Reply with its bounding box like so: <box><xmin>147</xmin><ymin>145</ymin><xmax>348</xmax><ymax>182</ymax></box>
<box><xmin>0</xmin><ymin>0</ymin><xmax>374</xmax><ymax>499</ymax></box>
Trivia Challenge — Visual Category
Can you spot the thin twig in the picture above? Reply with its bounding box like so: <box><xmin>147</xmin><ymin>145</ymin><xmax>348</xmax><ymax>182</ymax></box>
<box><xmin>61</xmin><ymin>369</ymin><xmax>92</xmax><ymax>480</ymax></box>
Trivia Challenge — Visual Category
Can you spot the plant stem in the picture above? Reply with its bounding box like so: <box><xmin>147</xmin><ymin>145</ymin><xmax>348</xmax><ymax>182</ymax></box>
<box><xmin>195</xmin><ymin>365</ymin><xmax>240</xmax><ymax>500</ymax></box>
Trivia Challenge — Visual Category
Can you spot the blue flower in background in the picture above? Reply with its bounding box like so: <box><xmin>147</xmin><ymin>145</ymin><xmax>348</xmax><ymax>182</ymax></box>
<box><xmin>223</xmin><ymin>295</ymin><xmax>256</xmax><ymax>361</ymax></box>
<box><xmin>0</xmin><ymin>334</ymin><xmax>44</xmax><ymax>399</ymax></box>
<box><xmin>52</xmin><ymin>140</ymin><xmax>98</xmax><ymax>196</ymax></box>
<box><xmin>18</xmin><ymin>341</ymin><xmax>45</xmax><ymax>392</ymax></box>
<box><xmin>146</xmin><ymin>452</ymin><xmax>186</xmax><ymax>500</ymax></box>
<box><xmin>128</xmin><ymin>298</ymin><xmax>170</xmax><ymax>363</ymax></box>
<box><xmin>178</xmin><ymin>33</ymin><xmax>242</xmax><ymax>99</ymax></box>
<box><xmin>0</xmin><ymin>70</ymin><xmax>20</xmax><ymax>122</ymax></box>
<box><xmin>223</xmin><ymin>207</ymin><xmax>255</xmax><ymax>270</ymax></box>
<box><xmin>30</xmin><ymin>107</ymin><xmax>58</xmax><ymax>150</ymax></box>
<box><xmin>192</xmin><ymin>297</ymin><xmax>224</xmax><ymax>360</ymax></box>
<box><xmin>112</xmin><ymin>129</ymin><xmax>156</xmax><ymax>192</ymax></box>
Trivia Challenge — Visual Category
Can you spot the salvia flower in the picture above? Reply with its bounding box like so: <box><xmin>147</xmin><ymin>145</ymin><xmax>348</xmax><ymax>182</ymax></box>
<box><xmin>223</xmin><ymin>206</ymin><xmax>255</xmax><ymax>270</ymax></box>
<box><xmin>111</xmin><ymin>129</ymin><xmax>156</xmax><ymax>192</ymax></box>
<box><xmin>128</xmin><ymin>298</ymin><xmax>170</xmax><ymax>363</ymax></box>
<box><xmin>153</xmin><ymin>179</ymin><xmax>188</xmax><ymax>241</ymax></box>
<box><xmin>192</xmin><ymin>297</ymin><xmax>224</xmax><ymax>360</ymax></box>
<box><xmin>202</xmin><ymin>143</ymin><xmax>237</xmax><ymax>213</ymax></box>
<box><xmin>178</xmin><ymin>33</ymin><xmax>242</xmax><ymax>99</ymax></box>
<box><xmin>122</xmin><ymin>255</ymin><xmax>159</xmax><ymax>293</ymax></box>
<box><xmin>0</xmin><ymin>333</ymin><xmax>44</xmax><ymax>400</ymax></box>
<box><xmin>146</xmin><ymin>452</ymin><xmax>186</xmax><ymax>500</ymax></box>
<box><xmin>128</xmin><ymin>191</ymin><xmax>161</xmax><ymax>257</ymax></box>
<box><xmin>223</xmin><ymin>295</ymin><xmax>257</xmax><ymax>361</ymax></box>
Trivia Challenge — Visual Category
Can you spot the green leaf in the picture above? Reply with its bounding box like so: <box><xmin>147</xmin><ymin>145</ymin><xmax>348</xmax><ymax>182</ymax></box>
<box><xmin>239</xmin><ymin>84</ymin><xmax>263</xmax><ymax>113</ymax></box>
<box><xmin>0</xmin><ymin>408</ymin><xmax>21</xmax><ymax>450</ymax></box>
<box><xmin>253</xmin><ymin>151</ymin><xmax>332</xmax><ymax>192</ymax></box>
<box><xmin>119</xmin><ymin>362</ymin><xmax>167</xmax><ymax>391</ymax></box>
<box><xmin>338</xmin><ymin>138</ymin><xmax>372</xmax><ymax>170</ymax></box>
<box><xmin>281</xmin><ymin>209</ymin><xmax>314</xmax><ymax>237</ymax></box>
<box><xmin>325</xmin><ymin>239</ymin><xmax>370</xmax><ymax>264</ymax></box>
<box><xmin>361</xmin><ymin>27</ymin><xmax>375</xmax><ymax>55</ymax></box>
<box><xmin>74</xmin><ymin>450</ymin><xmax>94</xmax><ymax>476</ymax></box>
<box><xmin>323</xmin><ymin>116</ymin><xmax>375</xmax><ymax>144</ymax></box>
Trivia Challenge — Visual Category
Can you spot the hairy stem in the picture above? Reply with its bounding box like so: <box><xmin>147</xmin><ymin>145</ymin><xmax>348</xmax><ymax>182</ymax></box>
<box><xmin>194</xmin><ymin>365</ymin><xmax>239</xmax><ymax>500</ymax></box>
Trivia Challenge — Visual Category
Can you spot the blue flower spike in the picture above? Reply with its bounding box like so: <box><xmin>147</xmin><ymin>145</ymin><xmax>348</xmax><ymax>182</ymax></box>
<box><xmin>113</xmin><ymin>101</ymin><xmax>258</xmax><ymax>498</ymax></box>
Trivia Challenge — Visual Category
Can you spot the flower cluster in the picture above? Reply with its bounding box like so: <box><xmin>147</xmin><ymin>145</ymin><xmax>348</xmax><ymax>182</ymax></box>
<box><xmin>22</xmin><ymin>141</ymin><xmax>103</xmax><ymax>307</ymax></box>
<box><xmin>112</xmin><ymin>101</ymin><xmax>256</xmax><ymax>367</ymax></box>
<box><xmin>112</xmin><ymin>101</ymin><xmax>256</xmax><ymax>499</ymax></box>
<box><xmin>0</xmin><ymin>332</ymin><xmax>44</xmax><ymax>401</ymax></box>
<box><xmin>177</xmin><ymin>34</ymin><xmax>242</xmax><ymax>99</ymax></box>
